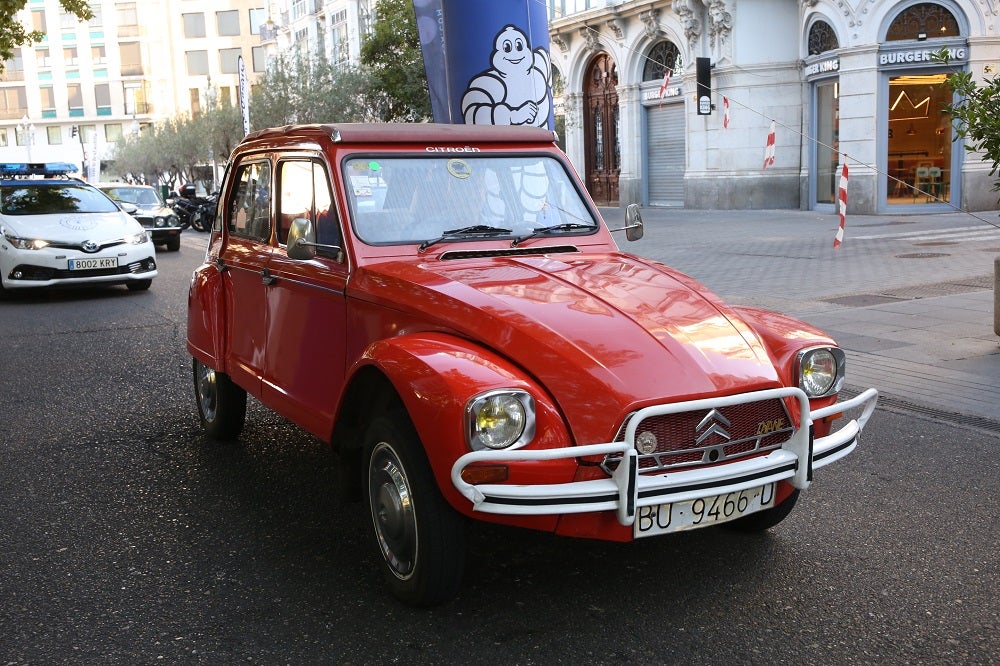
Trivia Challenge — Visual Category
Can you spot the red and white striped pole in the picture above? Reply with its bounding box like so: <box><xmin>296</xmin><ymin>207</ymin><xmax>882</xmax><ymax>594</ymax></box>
<box><xmin>834</xmin><ymin>156</ymin><xmax>848</xmax><ymax>248</ymax></box>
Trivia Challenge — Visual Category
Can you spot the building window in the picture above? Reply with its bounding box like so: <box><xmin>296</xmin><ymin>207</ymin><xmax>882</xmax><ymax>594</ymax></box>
<box><xmin>119</xmin><ymin>42</ymin><xmax>143</xmax><ymax>75</ymax></box>
<box><xmin>252</xmin><ymin>46</ymin><xmax>266</xmax><ymax>72</ymax></box>
<box><xmin>249</xmin><ymin>8</ymin><xmax>266</xmax><ymax>35</ymax></box>
<box><xmin>220</xmin><ymin>48</ymin><xmax>242</xmax><ymax>74</ymax></box>
<box><xmin>0</xmin><ymin>86</ymin><xmax>27</xmax><ymax>119</ymax></box>
<box><xmin>64</xmin><ymin>46</ymin><xmax>78</xmax><ymax>66</ymax></box>
<box><xmin>60</xmin><ymin>10</ymin><xmax>79</xmax><ymax>29</ymax></box>
<box><xmin>67</xmin><ymin>83</ymin><xmax>83</xmax><ymax>116</ymax></box>
<box><xmin>190</xmin><ymin>88</ymin><xmax>201</xmax><ymax>116</ymax></box>
<box><xmin>1</xmin><ymin>49</ymin><xmax>24</xmax><ymax>81</ymax></box>
<box><xmin>291</xmin><ymin>0</ymin><xmax>307</xmax><ymax>21</ymax></box>
<box><xmin>808</xmin><ymin>21</ymin><xmax>839</xmax><ymax>55</ymax></box>
<box><xmin>79</xmin><ymin>124</ymin><xmax>96</xmax><ymax>142</ymax></box>
<box><xmin>123</xmin><ymin>82</ymin><xmax>150</xmax><ymax>115</ymax></box>
<box><xmin>47</xmin><ymin>126</ymin><xmax>63</xmax><ymax>145</ymax></box>
<box><xmin>0</xmin><ymin>128</ymin><xmax>7</xmax><ymax>147</ymax></box>
<box><xmin>40</xmin><ymin>86</ymin><xmax>56</xmax><ymax>115</ymax></box>
<box><xmin>116</xmin><ymin>2</ymin><xmax>139</xmax><ymax>38</ymax></box>
<box><xmin>642</xmin><ymin>41</ymin><xmax>681</xmax><ymax>81</ymax></box>
<box><xmin>36</xmin><ymin>47</ymin><xmax>50</xmax><ymax>68</ymax></box>
<box><xmin>886</xmin><ymin>3</ymin><xmax>960</xmax><ymax>41</ymax></box>
<box><xmin>186</xmin><ymin>50</ymin><xmax>209</xmax><ymax>76</ymax></box>
<box><xmin>183</xmin><ymin>13</ymin><xmax>206</xmax><ymax>38</ymax></box>
<box><xmin>89</xmin><ymin>6</ymin><xmax>103</xmax><ymax>26</ymax></box>
<box><xmin>95</xmin><ymin>83</ymin><xmax>111</xmax><ymax>115</ymax></box>
<box><xmin>332</xmin><ymin>21</ymin><xmax>349</xmax><ymax>63</ymax></box>
<box><xmin>31</xmin><ymin>10</ymin><xmax>47</xmax><ymax>33</ymax></box>
<box><xmin>92</xmin><ymin>44</ymin><xmax>106</xmax><ymax>64</ymax></box>
<box><xmin>105</xmin><ymin>123</ymin><xmax>123</xmax><ymax>142</ymax></box>
<box><xmin>217</xmin><ymin>10</ymin><xmax>240</xmax><ymax>36</ymax></box>
<box><xmin>219</xmin><ymin>87</ymin><xmax>232</xmax><ymax>107</ymax></box>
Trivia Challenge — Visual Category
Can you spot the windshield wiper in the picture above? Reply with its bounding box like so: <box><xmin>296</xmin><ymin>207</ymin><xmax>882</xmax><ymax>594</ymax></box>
<box><xmin>510</xmin><ymin>222</ymin><xmax>598</xmax><ymax>247</ymax></box>
<box><xmin>417</xmin><ymin>225</ymin><xmax>512</xmax><ymax>252</ymax></box>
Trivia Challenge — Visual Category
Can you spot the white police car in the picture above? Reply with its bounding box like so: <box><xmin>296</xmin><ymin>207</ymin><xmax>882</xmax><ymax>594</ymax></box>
<box><xmin>0</xmin><ymin>163</ymin><xmax>157</xmax><ymax>295</ymax></box>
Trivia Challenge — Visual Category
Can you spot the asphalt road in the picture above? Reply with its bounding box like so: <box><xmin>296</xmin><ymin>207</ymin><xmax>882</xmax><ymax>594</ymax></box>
<box><xmin>1</xmin><ymin>232</ymin><xmax>997</xmax><ymax>664</ymax></box>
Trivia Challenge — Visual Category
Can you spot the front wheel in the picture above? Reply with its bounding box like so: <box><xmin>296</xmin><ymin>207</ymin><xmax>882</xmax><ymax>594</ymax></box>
<box><xmin>192</xmin><ymin>358</ymin><xmax>247</xmax><ymax>441</ymax></box>
<box><xmin>365</xmin><ymin>414</ymin><xmax>465</xmax><ymax>606</ymax></box>
<box><xmin>190</xmin><ymin>210</ymin><xmax>206</xmax><ymax>232</ymax></box>
<box><xmin>723</xmin><ymin>489</ymin><xmax>800</xmax><ymax>532</ymax></box>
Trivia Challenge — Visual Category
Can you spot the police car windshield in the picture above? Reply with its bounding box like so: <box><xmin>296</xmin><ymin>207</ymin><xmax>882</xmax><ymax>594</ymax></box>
<box><xmin>0</xmin><ymin>183</ymin><xmax>120</xmax><ymax>215</ymax></box>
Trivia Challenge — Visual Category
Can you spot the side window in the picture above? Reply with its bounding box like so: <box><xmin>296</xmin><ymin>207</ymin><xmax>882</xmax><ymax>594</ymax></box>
<box><xmin>277</xmin><ymin>158</ymin><xmax>340</xmax><ymax>253</ymax></box>
<box><xmin>227</xmin><ymin>160</ymin><xmax>272</xmax><ymax>242</ymax></box>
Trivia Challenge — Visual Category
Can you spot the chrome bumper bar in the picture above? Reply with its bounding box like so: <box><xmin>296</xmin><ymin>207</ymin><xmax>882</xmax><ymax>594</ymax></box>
<box><xmin>451</xmin><ymin>387</ymin><xmax>878</xmax><ymax>527</ymax></box>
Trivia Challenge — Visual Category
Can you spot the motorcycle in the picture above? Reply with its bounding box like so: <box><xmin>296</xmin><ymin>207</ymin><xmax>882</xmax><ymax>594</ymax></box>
<box><xmin>171</xmin><ymin>184</ymin><xmax>218</xmax><ymax>232</ymax></box>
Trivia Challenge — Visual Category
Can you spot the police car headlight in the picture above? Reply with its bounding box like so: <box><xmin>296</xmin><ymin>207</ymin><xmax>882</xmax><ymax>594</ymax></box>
<box><xmin>797</xmin><ymin>347</ymin><xmax>846</xmax><ymax>398</ymax></box>
<box><xmin>466</xmin><ymin>390</ymin><xmax>536</xmax><ymax>451</ymax></box>
<box><xmin>3</xmin><ymin>231</ymin><xmax>49</xmax><ymax>250</ymax></box>
<box><xmin>127</xmin><ymin>231</ymin><xmax>150</xmax><ymax>245</ymax></box>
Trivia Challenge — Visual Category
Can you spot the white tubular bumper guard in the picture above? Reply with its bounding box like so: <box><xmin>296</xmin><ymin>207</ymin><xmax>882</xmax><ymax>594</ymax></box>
<box><xmin>451</xmin><ymin>387</ymin><xmax>878</xmax><ymax>527</ymax></box>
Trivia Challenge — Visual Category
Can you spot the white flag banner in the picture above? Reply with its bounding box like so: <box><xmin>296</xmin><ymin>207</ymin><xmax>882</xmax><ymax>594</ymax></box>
<box><xmin>238</xmin><ymin>55</ymin><xmax>250</xmax><ymax>137</ymax></box>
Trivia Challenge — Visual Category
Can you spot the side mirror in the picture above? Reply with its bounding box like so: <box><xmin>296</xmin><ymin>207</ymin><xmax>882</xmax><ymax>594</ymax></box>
<box><xmin>625</xmin><ymin>203</ymin><xmax>644</xmax><ymax>241</ymax></box>
<box><xmin>119</xmin><ymin>202</ymin><xmax>138</xmax><ymax>215</ymax></box>
<box><xmin>287</xmin><ymin>217</ymin><xmax>344</xmax><ymax>262</ymax></box>
<box><xmin>287</xmin><ymin>218</ymin><xmax>317</xmax><ymax>260</ymax></box>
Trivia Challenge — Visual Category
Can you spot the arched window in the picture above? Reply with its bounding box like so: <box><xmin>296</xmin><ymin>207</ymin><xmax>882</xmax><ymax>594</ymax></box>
<box><xmin>808</xmin><ymin>20</ymin><xmax>839</xmax><ymax>55</ymax></box>
<box><xmin>886</xmin><ymin>3</ymin><xmax>959</xmax><ymax>41</ymax></box>
<box><xmin>642</xmin><ymin>40</ymin><xmax>680</xmax><ymax>81</ymax></box>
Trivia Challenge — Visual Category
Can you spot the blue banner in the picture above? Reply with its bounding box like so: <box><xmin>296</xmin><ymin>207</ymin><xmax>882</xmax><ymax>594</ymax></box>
<box><xmin>413</xmin><ymin>0</ymin><xmax>553</xmax><ymax>129</ymax></box>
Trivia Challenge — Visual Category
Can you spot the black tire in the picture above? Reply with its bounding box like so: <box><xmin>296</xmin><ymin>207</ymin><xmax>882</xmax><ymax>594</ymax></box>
<box><xmin>723</xmin><ymin>489</ymin><xmax>800</xmax><ymax>532</ymax></box>
<box><xmin>190</xmin><ymin>210</ymin><xmax>206</xmax><ymax>232</ymax></box>
<box><xmin>365</xmin><ymin>413</ymin><xmax>465</xmax><ymax>606</ymax></box>
<box><xmin>165</xmin><ymin>236</ymin><xmax>181</xmax><ymax>252</ymax></box>
<box><xmin>126</xmin><ymin>279</ymin><xmax>152</xmax><ymax>291</ymax></box>
<box><xmin>192</xmin><ymin>358</ymin><xmax>247</xmax><ymax>441</ymax></box>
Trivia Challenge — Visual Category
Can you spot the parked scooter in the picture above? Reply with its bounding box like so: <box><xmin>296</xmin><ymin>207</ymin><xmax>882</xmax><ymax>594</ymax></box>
<box><xmin>171</xmin><ymin>184</ymin><xmax>217</xmax><ymax>232</ymax></box>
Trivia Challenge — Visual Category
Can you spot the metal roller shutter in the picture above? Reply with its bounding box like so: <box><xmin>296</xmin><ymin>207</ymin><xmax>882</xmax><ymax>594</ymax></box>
<box><xmin>646</xmin><ymin>104</ymin><xmax>685</xmax><ymax>206</ymax></box>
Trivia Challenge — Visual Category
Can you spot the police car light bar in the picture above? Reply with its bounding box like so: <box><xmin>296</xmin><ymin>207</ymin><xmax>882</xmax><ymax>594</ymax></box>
<box><xmin>0</xmin><ymin>162</ymin><xmax>79</xmax><ymax>177</ymax></box>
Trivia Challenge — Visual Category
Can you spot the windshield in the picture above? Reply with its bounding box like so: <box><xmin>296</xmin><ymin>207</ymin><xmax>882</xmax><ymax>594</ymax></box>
<box><xmin>0</xmin><ymin>183</ymin><xmax>120</xmax><ymax>215</ymax></box>
<box><xmin>102</xmin><ymin>186</ymin><xmax>163</xmax><ymax>206</ymax></box>
<box><xmin>344</xmin><ymin>155</ymin><xmax>597</xmax><ymax>245</ymax></box>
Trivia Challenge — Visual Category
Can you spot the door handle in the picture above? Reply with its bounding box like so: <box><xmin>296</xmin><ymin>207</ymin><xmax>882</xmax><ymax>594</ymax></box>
<box><xmin>261</xmin><ymin>268</ymin><xmax>276</xmax><ymax>286</ymax></box>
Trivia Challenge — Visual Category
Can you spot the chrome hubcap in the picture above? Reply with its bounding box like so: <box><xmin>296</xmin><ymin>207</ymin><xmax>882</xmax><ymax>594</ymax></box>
<box><xmin>369</xmin><ymin>442</ymin><xmax>417</xmax><ymax>580</ymax></box>
<box><xmin>196</xmin><ymin>362</ymin><xmax>218</xmax><ymax>421</ymax></box>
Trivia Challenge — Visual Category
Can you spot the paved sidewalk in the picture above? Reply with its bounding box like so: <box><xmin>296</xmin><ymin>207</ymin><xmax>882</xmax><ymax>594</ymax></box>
<box><xmin>605</xmin><ymin>206</ymin><xmax>1000</xmax><ymax>424</ymax></box>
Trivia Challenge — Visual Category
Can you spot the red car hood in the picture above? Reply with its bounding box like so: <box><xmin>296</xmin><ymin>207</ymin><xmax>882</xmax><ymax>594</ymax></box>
<box><xmin>354</xmin><ymin>252</ymin><xmax>781</xmax><ymax>444</ymax></box>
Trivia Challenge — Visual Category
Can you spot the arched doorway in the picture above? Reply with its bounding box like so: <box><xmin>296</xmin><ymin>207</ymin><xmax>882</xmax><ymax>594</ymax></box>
<box><xmin>583</xmin><ymin>53</ymin><xmax>620</xmax><ymax>205</ymax></box>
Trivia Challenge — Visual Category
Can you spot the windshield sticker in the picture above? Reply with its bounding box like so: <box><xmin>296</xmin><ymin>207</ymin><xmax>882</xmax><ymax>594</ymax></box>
<box><xmin>447</xmin><ymin>159</ymin><xmax>471</xmax><ymax>179</ymax></box>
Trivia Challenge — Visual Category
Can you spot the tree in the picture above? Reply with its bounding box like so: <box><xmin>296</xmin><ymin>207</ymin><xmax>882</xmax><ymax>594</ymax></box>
<box><xmin>935</xmin><ymin>48</ymin><xmax>1000</xmax><ymax>203</ymax></box>
<box><xmin>1</xmin><ymin>1</ymin><xmax>93</xmax><ymax>71</ymax></box>
<box><xmin>359</xmin><ymin>0</ymin><xmax>431</xmax><ymax>121</ymax></box>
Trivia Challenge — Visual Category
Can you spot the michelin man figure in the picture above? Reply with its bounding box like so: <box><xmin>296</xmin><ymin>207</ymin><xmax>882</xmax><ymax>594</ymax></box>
<box><xmin>461</xmin><ymin>24</ymin><xmax>552</xmax><ymax>127</ymax></box>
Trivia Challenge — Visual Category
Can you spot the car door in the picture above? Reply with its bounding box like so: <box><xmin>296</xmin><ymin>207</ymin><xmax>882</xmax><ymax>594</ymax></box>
<box><xmin>219</xmin><ymin>158</ymin><xmax>274</xmax><ymax>396</ymax></box>
<box><xmin>260</xmin><ymin>155</ymin><xmax>349</xmax><ymax>439</ymax></box>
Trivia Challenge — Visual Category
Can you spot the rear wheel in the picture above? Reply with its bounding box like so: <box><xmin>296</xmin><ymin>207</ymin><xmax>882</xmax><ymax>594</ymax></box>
<box><xmin>190</xmin><ymin>209</ymin><xmax>206</xmax><ymax>232</ymax></box>
<box><xmin>192</xmin><ymin>358</ymin><xmax>247</xmax><ymax>441</ymax></box>
<box><xmin>365</xmin><ymin>413</ymin><xmax>465</xmax><ymax>606</ymax></box>
<box><xmin>723</xmin><ymin>489</ymin><xmax>800</xmax><ymax>532</ymax></box>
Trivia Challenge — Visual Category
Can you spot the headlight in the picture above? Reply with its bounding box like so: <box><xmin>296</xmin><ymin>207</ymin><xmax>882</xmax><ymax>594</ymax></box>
<box><xmin>167</xmin><ymin>214</ymin><xmax>179</xmax><ymax>226</ymax></box>
<box><xmin>796</xmin><ymin>347</ymin><xmax>846</xmax><ymax>397</ymax></box>
<box><xmin>127</xmin><ymin>231</ymin><xmax>150</xmax><ymax>245</ymax></box>
<box><xmin>3</xmin><ymin>231</ymin><xmax>49</xmax><ymax>250</ymax></box>
<box><xmin>465</xmin><ymin>389</ymin><xmax>536</xmax><ymax>451</ymax></box>
<box><xmin>154</xmin><ymin>216</ymin><xmax>166</xmax><ymax>227</ymax></box>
